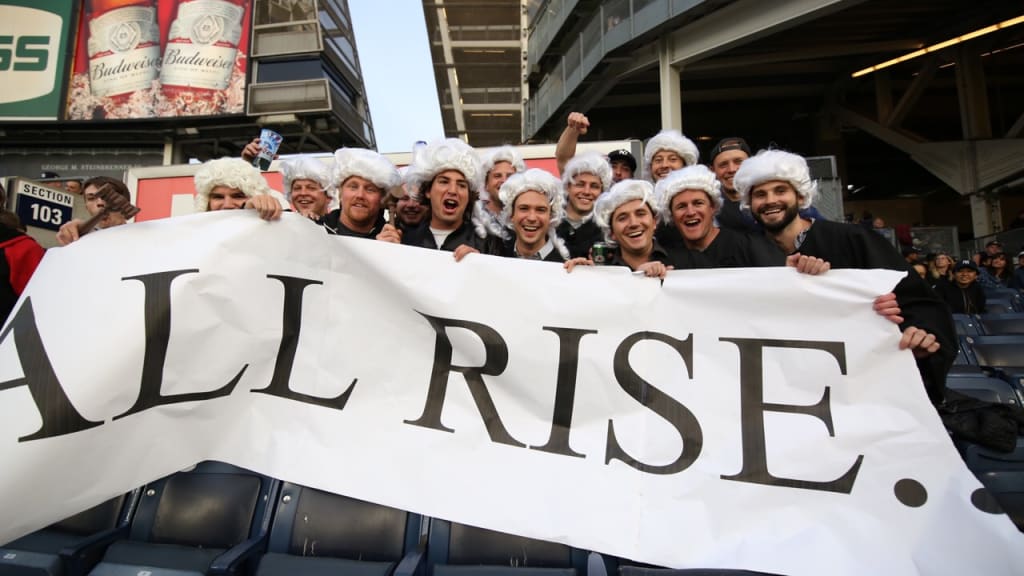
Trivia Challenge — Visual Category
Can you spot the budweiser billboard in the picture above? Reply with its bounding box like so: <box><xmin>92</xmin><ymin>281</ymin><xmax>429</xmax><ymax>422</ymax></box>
<box><xmin>66</xmin><ymin>0</ymin><xmax>253</xmax><ymax>120</ymax></box>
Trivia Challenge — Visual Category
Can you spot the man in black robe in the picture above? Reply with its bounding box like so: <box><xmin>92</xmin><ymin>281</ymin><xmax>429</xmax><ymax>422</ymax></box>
<box><xmin>734</xmin><ymin>150</ymin><xmax>956</xmax><ymax>404</ymax></box>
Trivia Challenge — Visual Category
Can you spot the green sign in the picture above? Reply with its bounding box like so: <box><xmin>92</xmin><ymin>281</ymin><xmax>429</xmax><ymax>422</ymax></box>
<box><xmin>0</xmin><ymin>0</ymin><xmax>75</xmax><ymax>120</ymax></box>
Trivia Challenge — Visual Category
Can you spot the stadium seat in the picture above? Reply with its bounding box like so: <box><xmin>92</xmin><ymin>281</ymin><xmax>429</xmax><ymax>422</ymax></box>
<box><xmin>954</xmin><ymin>336</ymin><xmax>978</xmax><ymax>366</ymax></box>
<box><xmin>254</xmin><ymin>483</ymin><xmax>424</xmax><ymax>576</ymax></box>
<box><xmin>427</xmin><ymin>520</ymin><xmax>588</xmax><ymax>576</ymax></box>
<box><xmin>0</xmin><ymin>492</ymin><xmax>139</xmax><ymax>576</ymax></box>
<box><xmin>951</xmin><ymin>314</ymin><xmax>981</xmax><ymax>337</ymax></box>
<box><xmin>87</xmin><ymin>461</ymin><xmax>279</xmax><ymax>576</ymax></box>
<box><xmin>984</xmin><ymin>298</ymin><xmax>1017</xmax><ymax>315</ymax></box>
<box><xmin>961</xmin><ymin>437</ymin><xmax>1024</xmax><ymax>530</ymax></box>
<box><xmin>965</xmin><ymin>335</ymin><xmax>1024</xmax><ymax>368</ymax></box>
<box><xmin>945</xmin><ymin>372</ymin><xmax>1022</xmax><ymax>405</ymax></box>
<box><xmin>978</xmin><ymin>313</ymin><xmax>1024</xmax><ymax>335</ymax></box>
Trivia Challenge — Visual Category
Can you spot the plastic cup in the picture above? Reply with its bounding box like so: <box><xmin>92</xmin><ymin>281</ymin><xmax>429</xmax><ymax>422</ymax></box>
<box><xmin>254</xmin><ymin>129</ymin><xmax>283</xmax><ymax>171</ymax></box>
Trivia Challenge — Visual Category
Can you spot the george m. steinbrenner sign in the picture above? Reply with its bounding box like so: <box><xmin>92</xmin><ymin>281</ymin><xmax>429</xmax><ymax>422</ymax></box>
<box><xmin>1</xmin><ymin>212</ymin><xmax>1021</xmax><ymax>575</ymax></box>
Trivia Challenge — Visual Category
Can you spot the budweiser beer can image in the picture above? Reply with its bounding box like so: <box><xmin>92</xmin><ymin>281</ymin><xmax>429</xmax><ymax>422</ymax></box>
<box><xmin>591</xmin><ymin>242</ymin><xmax>609</xmax><ymax>265</ymax></box>
<box><xmin>85</xmin><ymin>0</ymin><xmax>161</xmax><ymax>98</ymax></box>
<box><xmin>161</xmin><ymin>0</ymin><xmax>246</xmax><ymax>94</ymax></box>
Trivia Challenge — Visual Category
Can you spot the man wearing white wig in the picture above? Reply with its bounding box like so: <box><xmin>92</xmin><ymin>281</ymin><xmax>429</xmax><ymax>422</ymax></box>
<box><xmin>193</xmin><ymin>157</ymin><xmax>284</xmax><ymax>220</ymax></box>
<box><xmin>471</xmin><ymin>145</ymin><xmax>527</xmax><ymax>241</ymax></box>
<box><xmin>643</xmin><ymin>129</ymin><xmax>699</xmax><ymax>183</ymax></box>
<box><xmin>735</xmin><ymin>149</ymin><xmax>956</xmax><ymax>405</ymax></box>
<box><xmin>555</xmin><ymin>151</ymin><xmax>611</xmax><ymax>259</ymax></box>
<box><xmin>655</xmin><ymin>165</ymin><xmax>786</xmax><ymax>269</ymax></box>
<box><xmin>588</xmin><ymin>179</ymin><xmax>672</xmax><ymax>278</ymax></box>
<box><xmin>398</xmin><ymin>138</ymin><xmax>486</xmax><ymax>256</ymax></box>
<box><xmin>320</xmin><ymin>148</ymin><xmax>400</xmax><ymax>239</ymax></box>
<box><xmin>489</xmin><ymin>168</ymin><xmax>570</xmax><ymax>261</ymax></box>
<box><xmin>279</xmin><ymin>156</ymin><xmax>333</xmax><ymax>218</ymax></box>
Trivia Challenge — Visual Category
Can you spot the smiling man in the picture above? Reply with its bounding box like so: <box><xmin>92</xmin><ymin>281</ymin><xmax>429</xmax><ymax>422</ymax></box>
<box><xmin>320</xmin><ymin>148</ymin><xmax>401</xmax><ymax>238</ymax></box>
<box><xmin>395</xmin><ymin>138</ymin><xmax>486</xmax><ymax>255</ymax></box>
<box><xmin>591</xmin><ymin>179</ymin><xmax>672</xmax><ymax>277</ymax></box>
<box><xmin>555</xmin><ymin>151</ymin><xmax>611</xmax><ymax>259</ymax></box>
<box><xmin>643</xmin><ymin>129</ymin><xmax>699</xmax><ymax>183</ymax></box>
<box><xmin>493</xmin><ymin>168</ymin><xmax>570</xmax><ymax>261</ymax></box>
<box><xmin>735</xmin><ymin>149</ymin><xmax>956</xmax><ymax>404</ymax></box>
<box><xmin>280</xmin><ymin>156</ymin><xmax>333</xmax><ymax>218</ymax></box>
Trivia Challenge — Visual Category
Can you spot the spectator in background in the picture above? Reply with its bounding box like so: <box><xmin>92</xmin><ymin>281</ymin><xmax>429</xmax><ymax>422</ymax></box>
<box><xmin>934</xmin><ymin>260</ymin><xmax>986</xmax><ymax>314</ymax></box>
<box><xmin>63</xmin><ymin>180</ymin><xmax>83</xmax><ymax>195</ymax></box>
<box><xmin>643</xmin><ymin>129</ymin><xmax>699</xmax><ymax>183</ymax></box>
<box><xmin>56</xmin><ymin>176</ymin><xmax>133</xmax><ymax>245</ymax></box>
<box><xmin>1</xmin><ymin>214</ymin><xmax>45</xmax><ymax>324</ymax></box>
<box><xmin>1008</xmin><ymin>209</ymin><xmax>1024</xmax><ymax>230</ymax></box>
<box><xmin>985</xmin><ymin>240</ymin><xmax>1003</xmax><ymax>256</ymax></box>
<box><xmin>1015</xmin><ymin>251</ymin><xmax>1024</xmax><ymax>289</ymax></box>
<box><xmin>553</xmin><ymin>111</ymin><xmax>636</xmax><ymax>183</ymax></box>
<box><xmin>928</xmin><ymin>252</ymin><xmax>954</xmax><ymax>285</ymax></box>
<box><xmin>474</xmin><ymin>146</ymin><xmax>526</xmax><ymax>239</ymax></box>
<box><xmin>912</xmin><ymin>262</ymin><xmax>929</xmax><ymax>280</ymax></box>
<box><xmin>607</xmin><ymin>149</ymin><xmax>637</xmax><ymax>184</ymax></box>
<box><xmin>193</xmin><ymin>157</ymin><xmax>284</xmax><ymax>220</ymax></box>
<box><xmin>986</xmin><ymin>252</ymin><xmax>1015</xmax><ymax>288</ymax></box>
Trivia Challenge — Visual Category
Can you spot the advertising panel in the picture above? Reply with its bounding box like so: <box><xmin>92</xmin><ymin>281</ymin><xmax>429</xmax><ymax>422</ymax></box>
<box><xmin>0</xmin><ymin>1</ymin><xmax>76</xmax><ymax>121</ymax></box>
<box><xmin>66</xmin><ymin>0</ymin><xmax>253</xmax><ymax>120</ymax></box>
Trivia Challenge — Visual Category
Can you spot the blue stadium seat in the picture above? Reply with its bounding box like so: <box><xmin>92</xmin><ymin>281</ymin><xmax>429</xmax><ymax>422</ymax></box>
<box><xmin>945</xmin><ymin>373</ymin><xmax>1022</xmax><ymax>405</ymax></box>
<box><xmin>87</xmin><ymin>461</ymin><xmax>279</xmax><ymax>576</ymax></box>
<box><xmin>610</xmin><ymin>553</ymin><xmax>779</xmax><ymax>576</ymax></box>
<box><xmin>978</xmin><ymin>313</ymin><xmax>1024</xmax><ymax>335</ymax></box>
<box><xmin>965</xmin><ymin>335</ymin><xmax>1024</xmax><ymax>368</ymax></box>
<box><xmin>951</xmin><ymin>314</ymin><xmax>981</xmax><ymax>337</ymax></box>
<box><xmin>954</xmin><ymin>336</ymin><xmax>978</xmax><ymax>366</ymax></box>
<box><xmin>254</xmin><ymin>483</ymin><xmax>424</xmax><ymax>576</ymax></box>
<box><xmin>984</xmin><ymin>298</ymin><xmax>1017</xmax><ymax>315</ymax></box>
<box><xmin>426</xmin><ymin>520</ymin><xmax>588</xmax><ymax>576</ymax></box>
<box><xmin>961</xmin><ymin>437</ymin><xmax>1024</xmax><ymax>530</ymax></box>
<box><xmin>0</xmin><ymin>492</ymin><xmax>139</xmax><ymax>576</ymax></box>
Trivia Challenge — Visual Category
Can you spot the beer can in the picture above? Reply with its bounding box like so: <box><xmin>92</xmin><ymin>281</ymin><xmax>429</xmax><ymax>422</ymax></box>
<box><xmin>592</xmin><ymin>242</ymin><xmax>609</xmax><ymax>265</ymax></box>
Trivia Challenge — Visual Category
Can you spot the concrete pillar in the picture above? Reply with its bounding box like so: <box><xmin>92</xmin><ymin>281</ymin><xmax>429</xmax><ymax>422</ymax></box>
<box><xmin>658</xmin><ymin>37</ymin><xmax>681</xmax><ymax>130</ymax></box>
<box><xmin>970</xmin><ymin>193</ymin><xmax>1001</xmax><ymax>237</ymax></box>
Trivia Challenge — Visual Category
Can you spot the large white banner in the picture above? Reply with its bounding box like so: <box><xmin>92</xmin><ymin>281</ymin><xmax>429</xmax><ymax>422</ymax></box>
<box><xmin>1</xmin><ymin>212</ymin><xmax>1021</xmax><ymax>575</ymax></box>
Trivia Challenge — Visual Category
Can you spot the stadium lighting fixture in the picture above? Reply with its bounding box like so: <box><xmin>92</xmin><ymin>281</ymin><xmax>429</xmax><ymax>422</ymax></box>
<box><xmin>851</xmin><ymin>14</ymin><xmax>1024</xmax><ymax>78</ymax></box>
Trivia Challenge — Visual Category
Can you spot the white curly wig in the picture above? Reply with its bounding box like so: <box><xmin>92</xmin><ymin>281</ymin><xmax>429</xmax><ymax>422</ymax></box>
<box><xmin>280</xmin><ymin>156</ymin><xmax>334</xmax><ymax>202</ymax></box>
<box><xmin>194</xmin><ymin>157</ymin><xmax>272</xmax><ymax>212</ymax></box>
<box><xmin>481</xmin><ymin>145</ymin><xmax>526</xmax><ymax>179</ymax></box>
<box><xmin>593</xmin><ymin>179</ymin><xmax>658</xmax><ymax>246</ymax></box>
<box><xmin>733</xmin><ymin>149</ymin><xmax>817</xmax><ymax>210</ymax></box>
<box><xmin>654</xmin><ymin>165</ymin><xmax>723</xmax><ymax>224</ymax></box>
<box><xmin>562</xmin><ymin>151</ymin><xmax>612</xmax><ymax>191</ymax></box>
<box><xmin>405</xmin><ymin>138</ymin><xmax>485</xmax><ymax>198</ymax></box>
<box><xmin>333</xmin><ymin>148</ymin><xmax>401</xmax><ymax>193</ymax></box>
<box><xmin>643</xmin><ymin>129</ymin><xmax>699</xmax><ymax>181</ymax></box>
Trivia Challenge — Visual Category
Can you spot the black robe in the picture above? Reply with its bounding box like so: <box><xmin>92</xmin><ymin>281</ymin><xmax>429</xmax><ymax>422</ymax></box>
<box><xmin>555</xmin><ymin>218</ymin><xmax>603</xmax><ymax>259</ymax></box>
<box><xmin>670</xmin><ymin>227</ymin><xmax>786</xmax><ymax>270</ymax></box>
<box><xmin>790</xmin><ymin>219</ymin><xmax>956</xmax><ymax>404</ymax></box>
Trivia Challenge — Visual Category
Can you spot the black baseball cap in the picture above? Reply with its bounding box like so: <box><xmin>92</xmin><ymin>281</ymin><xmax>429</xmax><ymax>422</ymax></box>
<box><xmin>709</xmin><ymin>137</ymin><xmax>752</xmax><ymax>163</ymax></box>
<box><xmin>607</xmin><ymin>149</ymin><xmax>637</xmax><ymax>172</ymax></box>
<box><xmin>954</xmin><ymin>259</ymin><xmax>978</xmax><ymax>272</ymax></box>
<box><xmin>986</xmin><ymin>240</ymin><xmax>1003</xmax><ymax>248</ymax></box>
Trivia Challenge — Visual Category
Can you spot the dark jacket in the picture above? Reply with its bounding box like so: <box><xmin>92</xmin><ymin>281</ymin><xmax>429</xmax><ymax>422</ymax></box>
<box><xmin>488</xmin><ymin>236</ymin><xmax>565</xmax><ymax>262</ymax></box>
<box><xmin>1</xmin><ymin>226</ymin><xmax>46</xmax><ymax>325</ymax></box>
<box><xmin>318</xmin><ymin>208</ymin><xmax>382</xmax><ymax>239</ymax></box>
<box><xmin>402</xmin><ymin>220</ymin><xmax>483</xmax><ymax>252</ymax></box>
<box><xmin>668</xmin><ymin>227</ymin><xmax>786</xmax><ymax>270</ymax></box>
<box><xmin>933</xmin><ymin>278</ymin><xmax>987</xmax><ymax>315</ymax></box>
<box><xmin>787</xmin><ymin>219</ymin><xmax>956</xmax><ymax>405</ymax></box>
<box><xmin>607</xmin><ymin>240</ymin><xmax>673</xmax><ymax>271</ymax></box>
<box><xmin>555</xmin><ymin>218</ymin><xmax>603</xmax><ymax>259</ymax></box>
